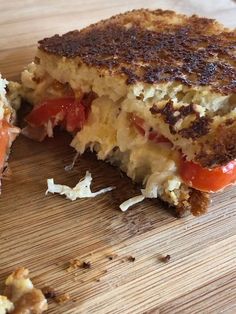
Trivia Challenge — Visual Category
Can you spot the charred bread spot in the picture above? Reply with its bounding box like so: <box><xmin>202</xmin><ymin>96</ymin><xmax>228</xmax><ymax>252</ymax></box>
<box><xmin>150</xmin><ymin>101</ymin><xmax>178</xmax><ymax>126</ymax></box>
<box><xmin>121</xmin><ymin>67</ymin><xmax>139</xmax><ymax>84</ymax></box>
<box><xmin>150</xmin><ymin>101</ymin><xmax>204</xmax><ymax>137</ymax></box>
<box><xmin>196</xmin><ymin>122</ymin><xmax>236</xmax><ymax>167</ymax></box>
<box><xmin>179</xmin><ymin>116</ymin><xmax>213</xmax><ymax>139</ymax></box>
<box><xmin>38</xmin><ymin>9</ymin><xmax>236</xmax><ymax>94</ymax></box>
<box><xmin>150</xmin><ymin>101</ymin><xmax>195</xmax><ymax>119</ymax></box>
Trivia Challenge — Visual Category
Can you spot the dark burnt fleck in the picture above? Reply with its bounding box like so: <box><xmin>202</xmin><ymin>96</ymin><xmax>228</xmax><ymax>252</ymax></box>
<box><xmin>179</xmin><ymin>116</ymin><xmax>212</xmax><ymax>139</ymax></box>
<box><xmin>150</xmin><ymin>104</ymin><xmax>159</xmax><ymax>115</ymax></box>
<box><xmin>39</xmin><ymin>9</ymin><xmax>236</xmax><ymax>94</ymax></box>
<box><xmin>127</xmin><ymin>256</ymin><xmax>136</xmax><ymax>262</ymax></box>
<box><xmin>150</xmin><ymin>102</ymin><xmax>195</xmax><ymax>120</ymax></box>
<box><xmin>179</xmin><ymin>103</ymin><xmax>195</xmax><ymax>116</ymax></box>
<box><xmin>82</xmin><ymin>261</ymin><xmax>91</xmax><ymax>269</ymax></box>
<box><xmin>121</xmin><ymin>67</ymin><xmax>139</xmax><ymax>84</ymax></box>
<box><xmin>150</xmin><ymin>101</ymin><xmax>178</xmax><ymax>126</ymax></box>
<box><xmin>159</xmin><ymin>254</ymin><xmax>171</xmax><ymax>263</ymax></box>
<box><xmin>150</xmin><ymin>101</ymin><xmax>197</xmax><ymax>136</ymax></box>
<box><xmin>107</xmin><ymin>254</ymin><xmax>118</xmax><ymax>260</ymax></box>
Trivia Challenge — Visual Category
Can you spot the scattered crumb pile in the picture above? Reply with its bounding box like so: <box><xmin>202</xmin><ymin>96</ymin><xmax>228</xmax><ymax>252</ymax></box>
<box><xmin>67</xmin><ymin>258</ymin><xmax>92</xmax><ymax>273</ymax></box>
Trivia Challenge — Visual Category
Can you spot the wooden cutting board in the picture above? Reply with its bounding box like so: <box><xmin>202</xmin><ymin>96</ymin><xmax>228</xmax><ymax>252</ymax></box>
<box><xmin>0</xmin><ymin>1</ymin><xmax>236</xmax><ymax>313</ymax></box>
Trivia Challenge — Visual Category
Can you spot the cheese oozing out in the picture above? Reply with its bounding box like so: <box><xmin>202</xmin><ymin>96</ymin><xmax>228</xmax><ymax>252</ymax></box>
<box><xmin>71</xmin><ymin>95</ymin><xmax>183</xmax><ymax>207</ymax></box>
<box><xmin>21</xmin><ymin>61</ymin><xmax>193</xmax><ymax>208</ymax></box>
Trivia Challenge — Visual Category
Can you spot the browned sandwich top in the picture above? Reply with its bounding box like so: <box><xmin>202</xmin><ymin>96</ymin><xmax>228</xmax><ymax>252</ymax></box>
<box><xmin>39</xmin><ymin>9</ymin><xmax>236</xmax><ymax>95</ymax></box>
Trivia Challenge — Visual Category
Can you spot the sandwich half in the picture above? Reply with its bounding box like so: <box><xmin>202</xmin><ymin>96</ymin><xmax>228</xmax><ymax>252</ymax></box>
<box><xmin>0</xmin><ymin>75</ymin><xmax>20</xmax><ymax>190</ymax></box>
<box><xmin>21</xmin><ymin>9</ymin><xmax>236</xmax><ymax>216</ymax></box>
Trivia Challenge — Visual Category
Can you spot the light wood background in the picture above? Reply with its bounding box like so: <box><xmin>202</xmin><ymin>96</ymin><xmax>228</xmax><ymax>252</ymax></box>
<box><xmin>0</xmin><ymin>1</ymin><xmax>236</xmax><ymax>313</ymax></box>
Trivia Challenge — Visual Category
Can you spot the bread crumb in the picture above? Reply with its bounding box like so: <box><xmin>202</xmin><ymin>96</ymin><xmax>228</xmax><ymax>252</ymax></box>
<box><xmin>55</xmin><ymin>293</ymin><xmax>71</xmax><ymax>304</ymax></box>
<box><xmin>107</xmin><ymin>254</ymin><xmax>118</xmax><ymax>260</ymax></box>
<box><xmin>42</xmin><ymin>286</ymin><xmax>56</xmax><ymax>299</ymax></box>
<box><xmin>159</xmin><ymin>254</ymin><xmax>171</xmax><ymax>263</ymax></box>
<box><xmin>127</xmin><ymin>256</ymin><xmax>136</xmax><ymax>262</ymax></box>
<box><xmin>67</xmin><ymin>259</ymin><xmax>80</xmax><ymax>272</ymax></box>
<box><xmin>82</xmin><ymin>261</ymin><xmax>91</xmax><ymax>269</ymax></box>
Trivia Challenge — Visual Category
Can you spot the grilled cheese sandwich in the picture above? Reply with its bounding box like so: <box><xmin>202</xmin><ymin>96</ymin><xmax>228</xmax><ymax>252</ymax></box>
<box><xmin>21</xmin><ymin>9</ymin><xmax>236</xmax><ymax>216</ymax></box>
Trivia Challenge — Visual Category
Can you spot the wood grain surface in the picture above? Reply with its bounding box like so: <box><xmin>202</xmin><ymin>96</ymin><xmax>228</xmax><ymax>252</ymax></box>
<box><xmin>0</xmin><ymin>1</ymin><xmax>236</xmax><ymax>313</ymax></box>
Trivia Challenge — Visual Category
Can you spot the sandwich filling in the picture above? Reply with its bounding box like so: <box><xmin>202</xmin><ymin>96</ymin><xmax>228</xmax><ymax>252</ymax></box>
<box><xmin>21</xmin><ymin>59</ymin><xmax>236</xmax><ymax>215</ymax></box>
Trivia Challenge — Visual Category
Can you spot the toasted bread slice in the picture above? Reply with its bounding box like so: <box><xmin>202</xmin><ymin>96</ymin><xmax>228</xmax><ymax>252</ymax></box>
<box><xmin>21</xmin><ymin>9</ymin><xmax>236</xmax><ymax>216</ymax></box>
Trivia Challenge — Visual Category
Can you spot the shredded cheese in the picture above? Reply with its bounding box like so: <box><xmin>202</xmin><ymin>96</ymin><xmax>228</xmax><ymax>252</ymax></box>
<box><xmin>119</xmin><ymin>195</ymin><xmax>145</xmax><ymax>212</ymax></box>
<box><xmin>46</xmin><ymin>171</ymin><xmax>115</xmax><ymax>201</ymax></box>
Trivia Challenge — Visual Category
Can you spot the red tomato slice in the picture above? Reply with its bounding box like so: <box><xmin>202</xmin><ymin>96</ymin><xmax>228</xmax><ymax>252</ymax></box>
<box><xmin>179</xmin><ymin>158</ymin><xmax>236</xmax><ymax>192</ymax></box>
<box><xmin>25</xmin><ymin>97</ymin><xmax>86</xmax><ymax>133</ymax></box>
<box><xmin>0</xmin><ymin>120</ymin><xmax>10</xmax><ymax>171</ymax></box>
<box><xmin>130</xmin><ymin>114</ymin><xmax>170</xmax><ymax>144</ymax></box>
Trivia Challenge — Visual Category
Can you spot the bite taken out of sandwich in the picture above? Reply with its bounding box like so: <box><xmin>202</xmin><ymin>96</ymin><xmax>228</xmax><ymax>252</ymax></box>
<box><xmin>20</xmin><ymin>9</ymin><xmax>236</xmax><ymax>217</ymax></box>
<box><xmin>0</xmin><ymin>74</ymin><xmax>20</xmax><ymax>191</ymax></box>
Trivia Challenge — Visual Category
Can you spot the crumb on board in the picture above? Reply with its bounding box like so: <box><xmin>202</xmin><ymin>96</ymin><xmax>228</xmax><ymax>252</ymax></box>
<box><xmin>41</xmin><ymin>286</ymin><xmax>56</xmax><ymax>299</ymax></box>
<box><xmin>159</xmin><ymin>254</ymin><xmax>171</xmax><ymax>263</ymax></box>
<box><xmin>55</xmin><ymin>293</ymin><xmax>71</xmax><ymax>304</ymax></box>
<box><xmin>66</xmin><ymin>259</ymin><xmax>80</xmax><ymax>272</ymax></box>
<box><xmin>107</xmin><ymin>254</ymin><xmax>118</xmax><ymax>260</ymax></box>
<box><xmin>82</xmin><ymin>261</ymin><xmax>91</xmax><ymax>269</ymax></box>
<box><xmin>67</xmin><ymin>259</ymin><xmax>92</xmax><ymax>272</ymax></box>
<box><xmin>127</xmin><ymin>256</ymin><xmax>136</xmax><ymax>262</ymax></box>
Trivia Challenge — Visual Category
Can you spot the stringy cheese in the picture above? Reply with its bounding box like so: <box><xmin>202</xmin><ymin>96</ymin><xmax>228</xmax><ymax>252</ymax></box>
<box><xmin>46</xmin><ymin>171</ymin><xmax>115</xmax><ymax>200</ymax></box>
<box><xmin>119</xmin><ymin>195</ymin><xmax>145</xmax><ymax>212</ymax></box>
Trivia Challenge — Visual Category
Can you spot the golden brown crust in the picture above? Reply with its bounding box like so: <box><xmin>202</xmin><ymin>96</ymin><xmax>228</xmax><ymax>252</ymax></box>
<box><xmin>174</xmin><ymin>188</ymin><xmax>210</xmax><ymax>217</ymax></box>
<box><xmin>39</xmin><ymin>9</ymin><xmax>236</xmax><ymax>95</ymax></box>
<box><xmin>189</xmin><ymin>189</ymin><xmax>210</xmax><ymax>216</ymax></box>
<box><xmin>149</xmin><ymin>99</ymin><xmax>236</xmax><ymax>168</ymax></box>
<box><xmin>196</xmin><ymin>120</ymin><xmax>236</xmax><ymax>167</ymax></box>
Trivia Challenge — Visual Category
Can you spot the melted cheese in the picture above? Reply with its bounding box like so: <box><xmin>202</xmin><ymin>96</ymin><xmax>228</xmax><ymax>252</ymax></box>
<box><xmin>72</xmin><ymin>96</ymin><xmax>182</xmax><ymax>202</ymax></box>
